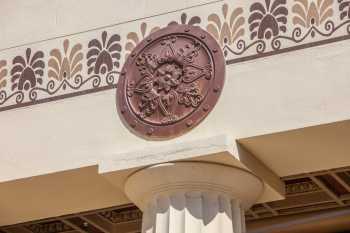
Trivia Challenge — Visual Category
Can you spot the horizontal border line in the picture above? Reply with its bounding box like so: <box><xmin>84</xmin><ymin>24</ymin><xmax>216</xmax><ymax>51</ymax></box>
<box><xmin>226</xmin><ymin>34</ymin><xmax>350</xmax><ymax>65</ymax></box>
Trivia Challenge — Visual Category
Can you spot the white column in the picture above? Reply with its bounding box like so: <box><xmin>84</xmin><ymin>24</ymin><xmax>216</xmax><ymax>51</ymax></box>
<box><xmin>124</xmin><ymin>162</ymin><xmax>264</xmax><ymax>233</ymax></box>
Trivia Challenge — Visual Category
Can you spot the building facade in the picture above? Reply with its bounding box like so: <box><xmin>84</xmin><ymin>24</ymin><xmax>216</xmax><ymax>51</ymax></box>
<box><xmin>1</xmin><ymin>0</ymin><xmax>350</xmax><ymax>232</ymax></box>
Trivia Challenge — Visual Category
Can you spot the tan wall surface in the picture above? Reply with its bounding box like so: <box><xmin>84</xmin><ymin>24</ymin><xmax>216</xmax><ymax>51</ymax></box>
<box><xmin>0</xmin><ymin>0</ymin><xmax>219</xmax><ymax>49</ymax></box>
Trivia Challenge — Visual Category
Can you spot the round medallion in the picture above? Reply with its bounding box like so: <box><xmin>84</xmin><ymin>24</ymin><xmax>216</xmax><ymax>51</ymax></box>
<box><xmin>117</xmin><ymin>24</ymin><xmax>225</xmax><ymax>139</ymax></box>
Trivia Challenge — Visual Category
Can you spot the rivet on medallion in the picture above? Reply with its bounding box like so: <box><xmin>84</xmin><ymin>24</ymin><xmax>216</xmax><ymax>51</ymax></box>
<box><xmin>121</xmin><ymin>105</ymin><xmax>127</xmax><ymax>114</ymax></box>
<box><xmin>186</xmin><ymin>120</ymin><xmax>193</xmax><ymax>127</ymax></box>
<box><xmin>184</xmin><ymin>28</ymin><xmax>190</xmax><ymax>32</ymax></box>
<box><xmin>213</xmin><ymin>86</ymin><xmax>220</xmax><ymax>93</ymax></box>
<box><xmin>147</xmin><ymin>128</ymin><xmax>154</xmax><ymax>135</ymax></box>
<box><xmin>212</xmin><ymin>48</ymin><xmax>218</xmax><ymax>53</ymax></box>
<box><xmin>130</xmin><ymin>121</ymin><xmax>137</xmax><ymax>128</ymax></box>
<box><xmin>200</xmin><ymin>35</ymin><xmax>206</xmax><ymax>39</ymax></box>
<box><xmin>203</xmin><ymin>105</ymin><xmax>210</xmax><ymax>112</ymax></box>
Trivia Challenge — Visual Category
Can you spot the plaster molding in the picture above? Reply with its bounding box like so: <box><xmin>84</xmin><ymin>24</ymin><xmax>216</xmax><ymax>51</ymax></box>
<box><xmin>124</xmin><ymin>162</ymin><xmax>264</xmax><ymax>210</ymax></box>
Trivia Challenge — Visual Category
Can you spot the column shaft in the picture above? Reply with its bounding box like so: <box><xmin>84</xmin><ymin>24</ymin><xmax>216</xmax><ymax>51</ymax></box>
<box><xmin>142</xmin><ymin>191</ymin><xmax>246</xmax><ymax>233</ymax></box>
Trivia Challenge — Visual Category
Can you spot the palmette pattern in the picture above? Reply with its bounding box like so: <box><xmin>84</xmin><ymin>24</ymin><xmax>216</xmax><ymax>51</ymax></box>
<box><xmin>0</xmin><ymin>0</ymin><xmax>349</xmax><ymax>112</ymax></box>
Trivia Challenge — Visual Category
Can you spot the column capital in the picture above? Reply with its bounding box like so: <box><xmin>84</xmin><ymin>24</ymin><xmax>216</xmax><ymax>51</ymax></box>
<box><xmin>124</xmin><ymin>162</ymin><xmax>264</xmax><ymax>210</ymax></box>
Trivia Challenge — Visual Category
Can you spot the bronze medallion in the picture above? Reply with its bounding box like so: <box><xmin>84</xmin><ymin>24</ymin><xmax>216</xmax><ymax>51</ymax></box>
<box><xmin>117</xmin><ymin>24</ymin><xmax>225</xmax><ymax>139</ymax></box>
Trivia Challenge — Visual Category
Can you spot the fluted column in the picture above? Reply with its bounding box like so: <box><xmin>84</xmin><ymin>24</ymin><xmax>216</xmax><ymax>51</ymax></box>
<box><xmin>124</xmin><ymin>162</ymin><xmax>264</xmax><ymax>233</ymax></box>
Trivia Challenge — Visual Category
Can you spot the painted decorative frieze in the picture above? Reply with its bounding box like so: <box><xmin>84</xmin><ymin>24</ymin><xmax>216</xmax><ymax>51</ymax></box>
<box><xmin>0</xmin><ymin>0</ymin><xmax>349</xmax><ymax>112</ymax></box>
<box><xmin>26</xmin><ymin>221</ymin><xmax>72</xmax><ymax>233</ymax></box>
<box><xmin>100</xmin><ymin>206</ymin><xmax>142</xmax><ymax>223</ymax></box>
<box><xmin>285</xmin><ymin>180</ymin><xmax>321</xmax><ymax>194</ymax></box>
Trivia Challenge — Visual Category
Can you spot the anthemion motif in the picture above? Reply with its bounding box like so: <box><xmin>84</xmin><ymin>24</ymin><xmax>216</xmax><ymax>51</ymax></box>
<box><xmin>117</xmin><ymin>24</ymin><xmax>225</xmax><ymax>139</ymax></box>
<box><xmin>48</xmin><ymin>39</ymin><xmax>83</xmax><ymax>81</ymax></box>
<box><xmin>0</xmin><ymin>60</ymin><xmax>7</xmax><ymax>89</ymax></box>
<box><xmin>11</xmin><ymin>48</ymin><xmax>45</xmax><ymax>91</ymax></box>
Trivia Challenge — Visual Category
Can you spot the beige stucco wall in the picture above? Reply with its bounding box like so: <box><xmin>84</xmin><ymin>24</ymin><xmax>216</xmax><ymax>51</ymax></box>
<box><xmin>0</xmin><ymin>0</ymin><xmax>349</xmax><ymax>178</ymax></box>
<box><xmin>0</xmin><ymin>0</ymin><xmax>219</xmax><ymax>49</ymax></box>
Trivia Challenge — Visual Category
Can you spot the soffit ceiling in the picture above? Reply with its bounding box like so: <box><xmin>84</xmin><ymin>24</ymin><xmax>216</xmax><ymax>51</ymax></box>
<box><xmin>238</xmin><ymin>120</ymin><xmax>350</xmax><ymax>177</ymax></box>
